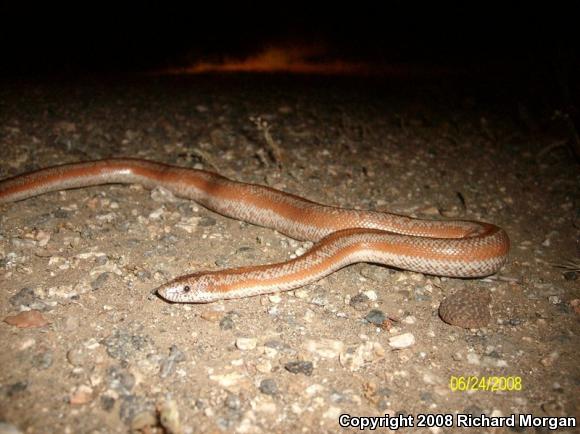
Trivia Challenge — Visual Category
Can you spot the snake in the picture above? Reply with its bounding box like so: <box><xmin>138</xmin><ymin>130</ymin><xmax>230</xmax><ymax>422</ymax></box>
<box><xmin>0</xmin><ymin>158</ymin><xmax>510</xmax><ymax>303</ymax></box>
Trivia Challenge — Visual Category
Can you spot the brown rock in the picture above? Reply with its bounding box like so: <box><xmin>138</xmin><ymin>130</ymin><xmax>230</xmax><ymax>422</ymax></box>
<box><xmin>4</xmin><ymin>310</ymin><xmax>49</xmax><ymax>328</ymax></box>
<box><xmin>69</xmin><ymin>385</ymin><xmax>93</xmax><ymax>405</ymax></box>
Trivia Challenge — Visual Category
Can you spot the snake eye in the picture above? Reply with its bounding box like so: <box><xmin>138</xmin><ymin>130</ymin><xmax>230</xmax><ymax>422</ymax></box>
<box><xmin>183</xmin><ymin>285</ymin><xmax>191</xmax><ymax>293</ymax></box>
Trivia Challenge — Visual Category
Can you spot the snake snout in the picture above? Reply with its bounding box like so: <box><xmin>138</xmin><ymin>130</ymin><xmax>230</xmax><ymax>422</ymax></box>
<box><xmin>157</xmin><ymin>272</ymin><xmax>216</xmax><ymax>303</ymax></box>
<box><xmin>156</xmin><ymin>282</ymin><xmax>187</xmax><ymax>302</ymax></box>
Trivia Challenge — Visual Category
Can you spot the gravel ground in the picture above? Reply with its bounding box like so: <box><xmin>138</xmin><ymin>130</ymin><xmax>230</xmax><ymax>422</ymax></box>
<box><xmin>0</xmin><ymin>75</ymin><xmax>578</xmax><ymax>433</ymax></box>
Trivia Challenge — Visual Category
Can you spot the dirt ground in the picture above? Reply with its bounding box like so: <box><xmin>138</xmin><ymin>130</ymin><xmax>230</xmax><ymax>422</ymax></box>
<box><xmin>0</xmin><ymin>74</ymin><xmax>578</xmax><ymax>433</ymax></box>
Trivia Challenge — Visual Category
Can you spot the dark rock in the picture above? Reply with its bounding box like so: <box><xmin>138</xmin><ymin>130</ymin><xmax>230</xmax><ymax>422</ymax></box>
<box><xmin>53</xmin><ymin>209</ymin><xmax>72</xmax><ymax>219</ymax></box>
<box><xmin>219</xmin><ymin>315</ymin><xmax>235</xmax><ymax>330</ymax></box>
<box><xmin>350</xmin><ymin>293</ymin><xmax>370</xmax><ymax>305</ymax></box>
<box><xmin>349</xmin><ymin>293</ymin><xmax>371</xmax><ymax>311</ymax></box>
<box><xmin>31</xmin><ymin>349</ymin><xmax>53</xmax><ymax>370</ymax></box>
<box><xmin>4</xmin><ymin>381</ymin><xmax>28</xmax><ymax>397</ymax></box>
<box><xmin>101</xmin><ymin>395</ymin><xmax>116</xmax><ymax>412</ymax></box>
<box><xmin>264</xmin><ymin>340</ymin><xmax>285</xmax><ymax>350</ymax></box>
<box><xmin>463</xmin><ymin>405</ymin><xmax>485</xmax><ymax>417</ymax></box>
<box><xmin>224</xmin><ymin>394</ymin><xmax>241</xmax><ymax>411</ymax></box>
<box><xmin>9</xmin><ymin>287</ymin><xmax>38</xmax><ymax>308</ymax></box>
<box><xmin>107</xmin><ymin>366</ymin><xmax>136</xmax><ymax>396</ymax></box>
<box><xmin>413</xmin><ymin>287</ymin><xmax>432</xmax><ymax>302</ymax></box>
<box><xmin>160</xmin><ymin>234</ymin><xmax>178</xmax><ymax>244</ymax></box>
<box><xmin>365</xmin><ymin>309</ymin><xmax>387</xmax><ymax>325</ymax></box>
<box><xmin>136</xmin><ymin>270</ymin><xmax>151</xmax><ymax>281</ymax></box>
<box><xmin>119</xmin><ymin>395</ymin><xmax>154</xmax><ymax>425</ymax></box>
<box><xmin>91</xmin><ymin>272</ymin><xmax>111</xmax><ymax>290</ymax></box>
<box><xmin>377</xmin><ymin>387</ymin><xmax>392</xmax><ymax>397</ymax></box>
<box><xmin>563</xmin><ymin>271</ymin><xmax>577</xmax><ymax>281</ymax></box>
<box><xmin>259</xmin><ymin>378</ymin><xmax>278</xmax><ymax>395</ymax></box>
<box><xmin>95</xmin><ymin>255</ymin><xmax>108</xmax><ymax>266</ymax></box>
<box><xmin>177</xmin><ymin>203</ymin><xmax>194</xmax><ymax>217</ymax></box>
<box><xmin>102</xmin><ymin>329</ymin><xmax>155</xmax><ymax>362</ymax></box>
<box><xmin>284</xmin><ymin>360</ymin><xmax>313</xmax><ymax>376</ymax></box>
<box><xmin>199</xmin><ymin>216</ymin><xmax>217</xmax><ymax>227</ymax></box>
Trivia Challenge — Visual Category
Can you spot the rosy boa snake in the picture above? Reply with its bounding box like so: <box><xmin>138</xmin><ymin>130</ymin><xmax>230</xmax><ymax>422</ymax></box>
<box><xmin>0</xmin><ymin>159</ymin><xmax>510</xmax><ymax>302</ymax></box>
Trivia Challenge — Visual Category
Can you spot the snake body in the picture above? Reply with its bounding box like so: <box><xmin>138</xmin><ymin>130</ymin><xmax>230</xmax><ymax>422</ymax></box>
<box><xmin>0</xmin><ymin>159</ymin><xmax>509</xmax><ymax>302</ymax></box>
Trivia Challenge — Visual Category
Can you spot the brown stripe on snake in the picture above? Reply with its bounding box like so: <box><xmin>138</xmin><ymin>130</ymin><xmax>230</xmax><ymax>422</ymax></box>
<box><xmin>0</xmin><ymin>158</ymin><xmax>510</xmax><ymax>303</ymax></box>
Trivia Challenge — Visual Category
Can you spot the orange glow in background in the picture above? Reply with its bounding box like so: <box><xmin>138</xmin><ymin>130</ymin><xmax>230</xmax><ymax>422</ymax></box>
<box><xmin>156</xmin><ymin>44</ymin><xmax>464</xmax><ymax>78</ymax></box>
<box><xmin>158</xmin><ymin>44</ymin><xmax>375</xmax><ymax>76</ymax></box>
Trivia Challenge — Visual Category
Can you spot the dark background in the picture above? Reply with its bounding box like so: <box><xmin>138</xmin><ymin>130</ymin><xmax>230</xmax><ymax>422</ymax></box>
<box><xmin>0</xmin><ymin>2</ymin><xmax>578</xmax><ymax>79</ymax></box>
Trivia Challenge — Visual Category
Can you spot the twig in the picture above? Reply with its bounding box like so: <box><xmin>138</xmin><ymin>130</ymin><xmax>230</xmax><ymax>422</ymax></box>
<box><xmin>250</xmin><ymin>116</ymin><xmax>283</xmax><ymax>169</ymax></box>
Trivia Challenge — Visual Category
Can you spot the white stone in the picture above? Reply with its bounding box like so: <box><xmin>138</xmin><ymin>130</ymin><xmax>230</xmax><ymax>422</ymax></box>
<box><xmin>306</xmin><ymin>339</ymin><xmax>344</xmax><ymax>359</ymax></box>
<box><xmin>236</xmin><ymin>338</ymin><xmax>257</xmax><ymax>351</ymax></box>
<box><xmin>209</xmin><ymin>372</ymin><xmax>246</xmax><ymax>388</ymax></box>
<box><xmin>388</xmin><ymin>333</ymin><xmax>416</xmax><ymax>349</ymax></box>
<box><xmin>363</xmin><ymin>290</ymin><xmax>378</xmax><ymax>301</ymax></box>
<box><xmin>339</xmin><ymin>341</ymin><xmax>385</xmax><ymax>371</ymax></box>
<box><xmin>268</xmin><ymin>294</ymin><xmax>282</xmax><ymax>303</ymax></box>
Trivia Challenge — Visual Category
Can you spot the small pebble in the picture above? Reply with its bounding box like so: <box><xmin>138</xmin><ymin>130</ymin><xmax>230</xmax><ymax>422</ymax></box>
<box><xmin>365</xmin><ymin>309</ymin><xmax>387</xmax><ymax>325</ymax></box>
<box><xmin>9</xmin><ymin>287</ymin><xmax>37</xmax><ymax>308</ymax></box>
<box><xmin>102</xmin><ymin>329</ymin><xmax>155</xmax><ymax>362</ymax></box>
<box><xmin>570</xmin><ymin>299</ymin><xmax>580</xmax><ymax>315</ymax></box>
<box><xmin>467</xmin><ymin>353</ymin><xmax>481</xmax><ymax>365</ymax></box>
<box><xmin>31</xmin><ymin>350</ymin><xmax>53</xmax><ymax>370</ymax></box>
<box><xmin>563</xmin><ymin>271</ymin><xmax>577</xmax><ymax>281</ymax></box>
<box><xmin>91</xmin><ymin>272</ymin><xmax>111</xmax><ymax>290</ymax></box>
<box><xmin>259</xmin><ymin>379</ymin><xmax>278</xmax><ymax>395</ymax></box>
<box><xmin>293</xmin><ymin>289</ymin><xmax>309</xmax><ymax>299</ymax></box>
<box><xmin>107</xmin><ymin>366</ymin><xmax>136</xmax><ymax>395</ymax></box>
<box><xmin>310</xmin><ymin>295</ymin><xmax>327</xmax><ymax>306</ymax></box>
<box><xmin>119</xmin><ymin>395</ymin><xmax>155</xmax><ymax>425</ymax></box>
<box><xmin>209</xmin><ymin>372</ymin><xmax>246</xmax><ymax>388</ymax></box>
<box><xmin>219</xmin><ymin>314</ymin><xmax>235</xmax><ymax>330</ymax></box>
<box><xmin>256</xmin><ymin>359</ymin><xmax>272</xmax><ymax>373</ymax></box>
<box><xmin>0</xmin><ymin>422</ymin><xmax>23</xmax><ymax>434</ymax></box>
<box><xmin>224</xmin><ymin>394</ymin><xmax>241</xmax><ymax>411</ymax></box>
<box><xmin>548</xmin><ymin>295</ymin><xmax>561</xmax><ymax>304</ymax></box>
<box><xmin>3</xmin><ymin>310</ymin><xmax>48</xmax><ymax>328</ymax></box>
<box><xmin>363</xmin><ymin>289</ymin><xmax>378</xmax><ymax>301</ymax></box>
<box><xmin>350</xmin><ymin>293</ymin><xmax>370</xmax><ymax>307</ymax></box>
<box><xmin>339</xmin><ymin>342</ymin><xmax>385</xmax><ymax>371</ymax></box>
<box><xmin>130</xmin><ymin>411</ymin><xmax>157</xmax><ymax>433</ymax></box>
<box><xmin>388</xmin><ymin>333</ymin><xmax>416</xmax><ymax>349</ymax></box>
<box><xmin>413</xmin><ymin>287</ymin><xmax>432</xmax><ymax>302</ymax></box>
<box><xmin>150</xmin><ymin>186</ymin><xmax>178</xmax><ymax>203</ymax></box>
<box><xmin>201</xmin><ymin>310</ymin><xmax>223</xmax><ymax>322</ymax></box>
<box><xmin>236</xmin><ymin>337</ymin><xmax>257</xmax><ymax>351</ymax></box>
<box><xmin>348</xmin><ymin>293</ymin><xmax>371</xmax><ymax>312</ymax></box>
<box><xmin>158</xmin><ymin>399</ymin><xmax>182</xmax><ymax>434</ymax></box>
<box><xmin>69</xmin><ymin>385</ymin><xmax>94</xmax><ymax>405</ymax></box>
<box><xmin>306</xmin><ymin>339</ymin><xmax>344</xmax><ymax>359</ymax></box>
<box><xmin>100</xmin><ymin>395</ymin><xmax>116</xmax><ymax>412</ymax></box>
<box><xmin>284</xmin><ymin>360</ymin><xmax>313</xmax><ymax>376</ymax></box>
<box><xmin>5</xmin><ymin>382</ymin><xmax>27</xmax><ymax>398</ymax></box>
<box><xmin>268</xmin><ymin>294</ymin><xmax>282</xmax><ymax>303</ymax></box>
<box><xmin>196</xmin><ymin>216</ymin><xmax>215</xmax><ymax>227</ymax></box>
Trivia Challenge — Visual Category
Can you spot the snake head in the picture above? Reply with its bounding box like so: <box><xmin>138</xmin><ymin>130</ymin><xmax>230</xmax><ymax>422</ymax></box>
<box><xmin>157</xmin><ymin>272</ymin><xmax>219</xmax><ymax>303</ymax></box>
